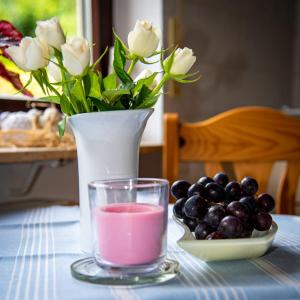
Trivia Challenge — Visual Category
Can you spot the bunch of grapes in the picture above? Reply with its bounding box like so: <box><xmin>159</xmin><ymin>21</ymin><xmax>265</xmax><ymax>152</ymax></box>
<box><xmin>172</xmin><ymin>173</ymin><xmax>275</xmax><ymax>240</ymax></box>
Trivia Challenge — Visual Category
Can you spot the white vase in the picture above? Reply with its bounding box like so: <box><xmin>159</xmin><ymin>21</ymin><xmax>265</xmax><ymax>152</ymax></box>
<box><xmin>69</xmin><ymin>109</ymin><xmax>154</xmax><ymax>253</ymax></box>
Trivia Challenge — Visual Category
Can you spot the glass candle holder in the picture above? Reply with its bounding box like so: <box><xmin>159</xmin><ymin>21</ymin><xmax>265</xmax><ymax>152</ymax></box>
<box><xmin>88</xmin><ymin>178</ymin><xmax>169</xmax><ymax>272</ymax></box>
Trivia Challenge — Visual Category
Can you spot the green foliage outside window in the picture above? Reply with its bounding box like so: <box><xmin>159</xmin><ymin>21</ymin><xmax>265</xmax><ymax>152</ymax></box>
<box><xmin>0</xmin><ymin>0</ymin><xmax>77</xmax><ymax>96</ymax></box>
<box><xmin>0</xmin><ymin>0</ymin><xmax>76</xmax><ymax>37</ymax></box>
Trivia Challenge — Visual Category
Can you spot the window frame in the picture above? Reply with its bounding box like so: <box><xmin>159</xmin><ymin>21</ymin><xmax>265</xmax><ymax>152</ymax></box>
<box><xmin>0</xmin><ymin>0</ymin><xmax>113</xmax><ymax>111</ymax></box>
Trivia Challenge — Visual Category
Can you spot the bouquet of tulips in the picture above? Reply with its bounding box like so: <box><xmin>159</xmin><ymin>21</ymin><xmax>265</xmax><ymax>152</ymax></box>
<box><xmin>6</xmin><ymin>17</ymin><xmax>199</xmax><ymax>135</ymax></box>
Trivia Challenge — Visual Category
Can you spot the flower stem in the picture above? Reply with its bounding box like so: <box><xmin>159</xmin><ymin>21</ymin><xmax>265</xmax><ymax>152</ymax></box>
<box><xmin>150</xmin><ymin>73</ymin><xmax>170</xmax><ymax>96</ymax></box>
<box><xmin>77</xmin><ymin>78</ymin><xmax>91</xmax><ymax>112</ymax></box>
<box><xmin>127</xmin><ymin>56</ymin><xmax>138</xmax><ymax>75</ymax></box>
<box><xmin>53</xmin><ymin>53</ymin><xmax>80</xmax><ymax>114</ymax></box>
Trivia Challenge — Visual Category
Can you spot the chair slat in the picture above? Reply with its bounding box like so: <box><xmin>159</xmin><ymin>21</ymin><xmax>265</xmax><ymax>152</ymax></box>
<box><xmin>279</xmin><ymin>162</ymin><xmax>300</xmax><ymax>214</ymax></box>
<box><xmin>204</xmin><ymin>162</ymin><xmax>225</xmax><ymax>177</ymax></box>
<box><xmin>180</xmin><ymin>107</ymin><xmax>300</xmax><ymax>162</ymax></box>
<box><xmin>233</xmin><ymin>161</ymin><xmax>274</xmax><ymax>195</ymax></box>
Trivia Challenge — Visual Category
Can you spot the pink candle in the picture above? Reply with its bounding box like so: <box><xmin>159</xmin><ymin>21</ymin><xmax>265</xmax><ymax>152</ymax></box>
<box><xmin>94</xmin><ymin>203</ymin><xmax>165</xmax><ymax>265</ymax></box>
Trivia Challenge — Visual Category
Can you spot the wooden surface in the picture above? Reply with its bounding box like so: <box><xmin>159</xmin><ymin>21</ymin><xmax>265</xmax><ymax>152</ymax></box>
<box><xmin>180</xmin><ymin>106</ymin><xmax>300</xmax><ymax>162</ymax></box>
<box><xmin>0</xmin><ymin>144</ymin><xmax>162</xmax><ymax>163</ymax></box>
<box><xmin>163</xmin><ymin>113</ymin><xmax>179</xmax><ymax>186</ymax></box>
<box><xmin>163</xmin><ymin>106</ymin><xmax>300</xmax><ymax>214</ymax></box>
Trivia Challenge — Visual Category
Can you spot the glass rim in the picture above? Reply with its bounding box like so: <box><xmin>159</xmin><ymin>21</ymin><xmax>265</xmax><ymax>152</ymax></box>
<box><xmin>88</xmin><ymin>178</ymin><xmax>169</xmax><ymax>189</ymax></box>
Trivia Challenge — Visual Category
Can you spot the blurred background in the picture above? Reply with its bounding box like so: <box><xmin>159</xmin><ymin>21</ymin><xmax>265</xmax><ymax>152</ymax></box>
<box><xmin>0</xmin><ymin>0</ymin><xmax>299</xmax><ymax>210</ymax></box>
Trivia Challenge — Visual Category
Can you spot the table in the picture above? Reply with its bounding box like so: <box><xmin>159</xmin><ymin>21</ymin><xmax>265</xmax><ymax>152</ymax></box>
<box><xmin>1</xmin><ymin>203</ymin><xmax>300</xmax><ymax>300</ymax></box>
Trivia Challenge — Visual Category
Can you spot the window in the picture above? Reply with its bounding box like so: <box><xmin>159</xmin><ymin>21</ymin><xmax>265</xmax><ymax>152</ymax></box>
<box><xmin>0</xmin><ymin>0</ymin><xmax>78</xmax><ymax>98</ymax></box>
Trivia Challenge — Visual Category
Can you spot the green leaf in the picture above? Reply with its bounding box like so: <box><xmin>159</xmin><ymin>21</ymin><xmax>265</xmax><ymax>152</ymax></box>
<box><xmin>113</xmin><ymin>28</ymin><xmax>128</xmax><ymax>51</ymax></box>
<box><xmin>15</xmin><ymin>73</ymin><xmax>33</xmax><ymax>95</ymax></box>
<box><xmin>32</xmin><ymin>70</ymin><xmax>46</xmax><ymax>94</ymax></box>
<box><xmin>137</xmin><ymin>94</ymin><xmax>160</xmax><ymax>109</ymax></box>
<box><xmin>71</xmin><ymin>80</ymin><xmax>85</xmax><ymax>103</ymax></box>
<box><xmin>120</xmin><ymin>94</ymin><xmax>132</xmax><ymax>109</ymax></box>
<box><xmin>133</xmin><ymin>84</ymin><xmax>151</xmax><ymax>108</ymax></box>
<box><xmin>133</xmin><ymin>72</ymin><xmax>157</xmax><ymax>95</ymax></box>
<box><xmin>163</xmin><ymin>47</ymin><xmax>177</xmax><ymax>73</ymax></box>
<box><xmin>89</xmin><ymin>72</ymin><xmax>101</xmax><ymax>98</ymax></box>
<box><xmin>102</xmin><ymin>89</ymin><xmax>130</xmax><ymax>103</ymax></box>
<box><xmin>139</xmin><ymin>57</ymin><xmax>160</xmax><ymax>65</ymax></box>
<box><xmin>58</xmin><ymin>115</ymin><xmax>66</xmax><ymax>137</ymax></box>
<box><xmin>83</xmin><ymin>71</ymin><xmax>101</xmax><ymax>99</ymax></box>
<box><xmin>172</xmin><ymin>75</ymin><xmax>201</xmax><ymax>84</ymax></box>
<box><xmin>92</xmin><ymin>47</ymin><xmax>109</xmax><ymax>69</ymax></box>
<box><xmin>72</xmin><ymin>98</ymin><xmax>85</xmax><ymax>113</ymax></box>
<box><xmin>53</xmin><ymin>48</ymin><xmax>63</xmax><ymax>60</ymax></box>
<box><xmin>103</xmin><ymin>72</ymin><xmax>117</xmax><ymax>90</ymax></box>
<box><xmin>113</xmin><ymin>37</ymin><xmax>133</xmax><ymax>84</ymax></box>
<box><xmin>38</xmin><ymin>96</ymin><xmax>60</xmax><ymax>104</ymax></box>
<box><xmin>60</xmin><ymin>94</ymin><xmax>75</xmax><ymax>115</ymax></box>
<box><xmin>90</xmin><ymin>97</ymin><xmax>116</xmax><ymax>111</ymax></box>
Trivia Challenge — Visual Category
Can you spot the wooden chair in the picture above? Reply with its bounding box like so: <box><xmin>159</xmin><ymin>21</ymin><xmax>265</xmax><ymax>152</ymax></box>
<box><xmin>163</xmin><ymin>106</ymin><xmax>300</xmax><ymax>214</ymax></box>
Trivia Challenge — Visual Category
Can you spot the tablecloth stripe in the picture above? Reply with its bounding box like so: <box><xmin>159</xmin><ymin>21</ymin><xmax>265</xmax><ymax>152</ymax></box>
<box><xmin>5</xmin><ymin>208</ymin><xmax>33</xmax><ymax>300</ymax></box>
<box><xmin>15</xmin><ymin>208</ymin><xmax>40</xmax><ymax>300</ymax></box>
<box><xmin>24</xmin><ymin>208</ymin><xmax>42</xmax><ymax>300</ymax></box>
<box><xmin>50</xmin><ymin>207</ymin><xmax>58</xmax><ymax>300</ymax></box>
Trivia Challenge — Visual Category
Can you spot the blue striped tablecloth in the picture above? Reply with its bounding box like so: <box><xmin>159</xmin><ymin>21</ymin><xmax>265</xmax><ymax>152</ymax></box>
<box><xmin>0</xmin><ymin>204</ymin><xmax>300</xmax><ymax>300</ymax></box>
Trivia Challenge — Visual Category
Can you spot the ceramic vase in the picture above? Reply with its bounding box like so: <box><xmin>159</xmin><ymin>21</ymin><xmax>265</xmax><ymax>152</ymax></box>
<box><xmin>69</xmin><ymin>109</ymin><xmax>153</xmax><ymax>253</ymax></box>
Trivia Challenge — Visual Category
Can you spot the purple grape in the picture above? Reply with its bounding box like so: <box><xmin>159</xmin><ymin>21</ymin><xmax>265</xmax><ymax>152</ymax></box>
<box><xmin>183</xmin><ymin>217</ymin><xmax>199</xmax><ymax>232</ymax></box>
<box><xmin>218</xmin><ymin>216</ymin><xmax>243</xmax><ymax>238</ymax></box>
<box><xmin>184</xmin><ymin>195</ymin><xmax>208</xmax><ymax>219</ymax></box>
<box><xmin>171</xmin><ymin>180</ymin><xmax>191</xmax><ymax>199</ymax></box>
<box><xmin>240</xmin><ymin>177</ymin><xmax>258</xmax><ymax>196</ymax></box>
<box><xmin>213</xmin><ymin>172</ymin><xmax>229</xmax><ymax>187</ymax></box>
<box><xmin>225</xmin><ymin>181</ymin><xmax>241</xmax><ymax>202</ymax></box>
<box><xmin>197</xmin><ymin>176</ymin><xmax>214</xmax><ymax>186</ymax></box>
<box><xmin>239</xmin><ymin>196</ymin><xmax>256</xmax><ymax>214</ymax></box>
<box><xmin>240</xmin><ymin>222</ymin><xmax>254</xmax><ymax>238</ymax></box>
<box><xmin>206</xmin><ymin>231</ymin><xmax>225</xmax><ymax>240</ymax></box>
<box><xmin>205</xmin><ymin>205</ymin><xmax>226</xmax><ymax>229</ymax></box>
<box><xmin>194</xmin><ymin>221</ymin><xmax>213</xmax><ymax>240</ymax></box>
<box><xmin>252</xmin><ymin>212</ymin><xmax>272</xmax><ymax>231</ymax></box>
<box><xmin>187</xmin><ymin>183</ymin><xmax>206</xmax><ymax>198</ymax></box>
<box><xmin>226</xmin><ymin>201</ymin><xmax>250</xmax><ymax>222</ymax></box>
<box><xmin>205</xmin><ymin>182</ymin><xmax>226</xmax><ymax>202</ymax></box>
<box><xmin>173</xmin><ymin>197</ymin><xmax>187</xmax><ymax>219</ymax></box>
<box><xmin>256</xmin><ymin>193</ymin><xmax>275</xmax><ymax>213</ymax></box>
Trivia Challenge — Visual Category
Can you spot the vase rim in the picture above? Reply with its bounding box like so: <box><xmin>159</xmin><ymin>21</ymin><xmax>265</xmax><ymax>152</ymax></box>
<box><xmin>68</xmin><ymin>108</ymin><xmax>154</xmax><ymax>121</ymax></box>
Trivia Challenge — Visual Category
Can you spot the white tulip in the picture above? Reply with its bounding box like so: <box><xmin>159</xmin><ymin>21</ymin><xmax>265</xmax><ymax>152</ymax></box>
<box><xmin>135</xmin><ymin>69</ymin><xmax>157</xmax><ymax>90</ymax></box>
<box><xmin>61</xmin><ymin>36</ymin><xmax>90</xmax><ymax>76</ymax></box>
<box><xmin>48</xmin><ymin>58</ymin><xmax>62</xmax><ymax>82</ymax></box>
<box><xmin>168</xmin><ymin>47</ymin><xmax>196</xmax><ymax>75</ymax></box>
<box><xmin>35</xmin><ymin>17</ymin><xmax>65</xmax><ymax>50</ymax></box>
<box><xmin>6</xmin><ymin>37</ymin><xmax>50</xmax><ymax>71</ymax></box>
<box><xmin>128</xmin><ymin>20</ymin><xmax>160</xmax><ymax>57</ymax></box>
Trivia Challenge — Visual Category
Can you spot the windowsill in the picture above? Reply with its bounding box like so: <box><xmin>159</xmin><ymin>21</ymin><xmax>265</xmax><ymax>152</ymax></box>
<box><xmin>0</xmin><ymin>94</ymin><xmax>37</xmax><ymax>101</ymax></box>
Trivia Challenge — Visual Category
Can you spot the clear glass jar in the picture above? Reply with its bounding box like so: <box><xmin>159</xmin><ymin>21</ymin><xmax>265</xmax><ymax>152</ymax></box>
<box><xmin>88</xmin><ymin>178</ymin><xmax>169</xmax><ymax>272</ymax></box>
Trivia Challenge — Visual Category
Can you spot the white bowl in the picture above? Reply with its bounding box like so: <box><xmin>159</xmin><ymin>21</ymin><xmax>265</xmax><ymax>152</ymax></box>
<box><xmin>173</xmin><ymin>216</ymin><xmax>278</xmax><ymax>262</ymax></box>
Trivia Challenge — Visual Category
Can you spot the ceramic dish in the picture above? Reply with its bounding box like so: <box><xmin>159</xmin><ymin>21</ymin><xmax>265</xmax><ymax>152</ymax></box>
<box><xmin>173</xmin><ymin>216</ymin><xmax>278</xmax><ymax>262</ymax></box>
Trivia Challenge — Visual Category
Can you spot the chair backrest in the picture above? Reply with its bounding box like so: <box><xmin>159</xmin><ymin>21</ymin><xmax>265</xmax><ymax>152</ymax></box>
<box><xmin>163</xmin><ymin>106</ymin><xmax>300</xmax><ymax>214</ymax></box>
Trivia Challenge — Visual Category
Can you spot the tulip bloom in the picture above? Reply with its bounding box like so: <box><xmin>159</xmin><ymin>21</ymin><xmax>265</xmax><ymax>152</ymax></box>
<box><xmin>168</xmin><ymin>47</ymin><xmax>196</xmax><ymax>75</ymax></box>
<box><xmin>35</xmin><ymin>17</ymin><xmax>65</xmax><ymax>50</ymax></box>
<box><xmin>48</xmin><ymin>58</ymin><xmax>62</xmax><ymax>82</ymax></box>
<box><xmin>6</xmin><ymin>37</ymin><xmax>50</xmax><ymax>71</ymax></box>
<box><xmin>128</xmin><ymin>20</ymin><xmax>160</xmax><ymax>58</ymax></box>
<box><xmin>61</xmin><ymin>36</ymin><xmax>90</xmax><ymax>76</ymax></box>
